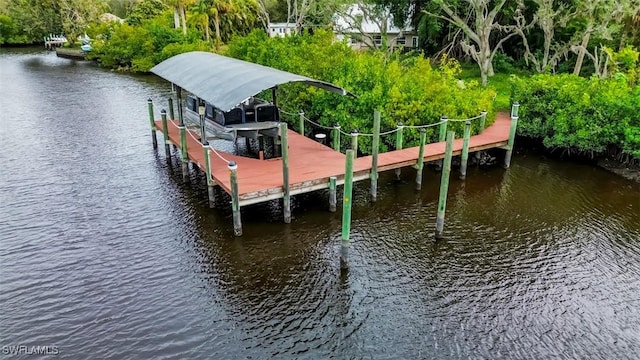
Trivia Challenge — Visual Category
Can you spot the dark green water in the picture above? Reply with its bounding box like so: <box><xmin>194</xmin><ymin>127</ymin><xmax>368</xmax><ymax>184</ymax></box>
<box><xmin>1</xmin><ymin>48</ymin><xmax>639</xmax><ymax>359</ymax></box>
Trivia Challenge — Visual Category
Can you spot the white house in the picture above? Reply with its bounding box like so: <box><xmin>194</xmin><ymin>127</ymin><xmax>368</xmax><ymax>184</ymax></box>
<box><xmin>268</xmin><ymin>23</ymin><xmax>297</xmax><ymax>38</ymax></box>
<box><xmin>334</xmin><ymin>4</ymin><xmax>418</xmax><ymax>50</ymax></box>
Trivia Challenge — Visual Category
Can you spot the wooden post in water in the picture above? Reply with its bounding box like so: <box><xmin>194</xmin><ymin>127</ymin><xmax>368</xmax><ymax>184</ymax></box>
<box><xmin>394</xmin><ymin>123</ymin><xmax>404</xmax><ymax>179</ymax></box>
<box><xmin>351</xmin><ymin>130</ymin><xmax>358</xmax><ymax>157</ymax></box>
<box><xmin>229</xmin><ymin>161</ymin><xmax>242</xmax><ymax>236</ymax></box>
<box><xmin>329</xmin><ymin>176</ymin><xmax>337</xmax><ymax>212</ymax></box>
<box><xmin>504</xmin><ymin>102</ymin><xmax>520</xmax><ymax>168</ymax></box>
<box><xmin>460</xmin><ymin>120</ymin><xmax>471</xmax><ymax>179</ymax></box>
<box><xmin>168</xmin><ymin>97</ymin><xmax>175</xmax><ymax>120</ymax></box>
<box><xmin>415</xmin><ymin>128</ymin><xmax>426</xmax><ymax>190</ymax></box>
<box><xmin>147</xmin><ymin>99</ymin><xmax>158</xmax><ymax>149</ymax></box>
<box><xmin>332</xmin><ymin>124</ymin><xmax>341</xmax><ymax>152</ymax></box>
<box><xmin>204</xmin><ymin>146</ymin><xmax>215</xmax><ymax>208</ymax></box>
<box><xmin>437</xmin><ymin>116</ymin><xmax>448</xmax><ymax>170</ymax></box>
<box><xmin>160</xmin><ymin>109</ymin><xmax>170</xmax><ymax>157</ymax></box>
<box><xmin>476</xmin><ymin>110</ymin><xmax>487</xmax><ymax>165</ymax></box>
<box><xmin>435</xmin><ymin>131</ymin><xmax>455</xmax><ymax>240</ymax></box>
<box><xmin>341</xmin><ymin>149</ymin><xmax>355</xmax><ymax>269</ymax></box>
<box><xmin>298</xmin><ymin>111</ymin><xmax>305</xmax><ymax>136</ymax></box>
<box><xmin>179</xmin><ymin>125</ymin><xmax>188</xmax><ymax>181</ymax></box>
<box><xmin>280</xmin><ymin>123</ymin><xmax>291</xmax><ymax>223</ymax></box>
<box><xmin>370</xmin><ymin>110</ymin><xmax>381</xmax><ymax>202</ymax></box>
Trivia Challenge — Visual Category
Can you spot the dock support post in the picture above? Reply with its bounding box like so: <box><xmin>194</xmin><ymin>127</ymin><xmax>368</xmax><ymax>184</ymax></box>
<box><xmin>415</xmin><ymin>128</ymin><xmax>426</xmax><ymax>190</ymax></box>
<box><xmin>435</xmin><ymin>131</ymin><xmax>455</xmax><ymax>240</ymax></box>
<box><xmin>160</xmin><ymin>109</ymin><xmax>170</xmax><ymax>157</ymax></box>
<box><xmin>147</xmin><ymin>99</ymin><xmax>158</xmax><ymax>149</ymax></box>
<box><xmin>204</xmin><ymin>146</ymin><xmax>215</xmax><ymax>208</ymax></box>
<box><xmin>437</xmin><ymin>116</ymin><xmax>448</xmax><ymax>170</ymax></box>
<box><xmin>229</xmin><ymin>161</ymin><xmax>242</xmax><ymax>236</ymax></box>
<box><xmin>341</xmin><ymin>150</ymin><xmax>355</xmax><ymax>269</ymax></box>
<box><xmin>280</xmin><ymin>123</ymin><xmax>291</xmax><ymax>223</ymax></box>
<box><xmin>476</xmin><ymin>110</ymin><xmax>487</xmax><ymax>165</ymax></box>
<box><xmin>351</xmin><ymin>130</ymin><xmax>358</xmax><ymax>157</ymax></box>
<box><xmin>460</xmin><ymin>120</ymin><xmax>471</xmax><ymax>179</ymax></box>
<box><xmin>504</xmin><ymin>102</ymin><xmax>520</xmax><ymax>169</ymax></box>
<box><xmin>298</xmin><ymin>111</ymin><xmax>305</xmax><ymax>136</ymax></box>
<box><xmin>168</xmin><ymin>98</ymin><xmax>175</xmax><ymax>120</ymax></box>
<box><xmin>394</xmin><ymin>123</ymin><xmax>404</xmax><ymax>179</ymax></box>
<box><xmin>179</xmin><ymin>126</ymin><xmax>188</xmax><ymax>181</ymax></box>
<box><xmin>370</xmin><ymin>110</ymin><xmax>381</xmax><ymax>202</ymax></box>
<box><xmin>332</xmin><ymin>124</ymin><xmax>341</xmax><ymax>152</ymax></box>
<box><xmin>329</xmin><ymin>176</ymin><xmax>337</xmax><ymax>212</ymax></box>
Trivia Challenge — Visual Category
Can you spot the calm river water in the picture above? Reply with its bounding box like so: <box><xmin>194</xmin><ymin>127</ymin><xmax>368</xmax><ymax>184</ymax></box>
<box><xmin>1</xmin><ymin>48</ymin><xmax>639</xmax><ymax>359</ymax></box>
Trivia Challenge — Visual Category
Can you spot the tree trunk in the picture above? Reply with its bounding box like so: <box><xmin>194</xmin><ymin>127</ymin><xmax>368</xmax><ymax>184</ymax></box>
<box><xmin>205</xmin><ymin>18</ymin><xmax>210</xmax><ymax>42</ymax></box>
<box><xmin>173</xmin><ymin>8</ymin><xmax>180</xmax><ymax>29</ymax></box>
<box><xmin>573</xmin><ymin>32</ymin><xmax>590</xmax><ymax>76</ymax></box>
<box><xmin>180</xmin><ymin>4</ymin><xmax>187</xmax><ymax>35</ymax></box>
<box><xmin>214</xmin><ymin>13</ymin><xmax>221</xmax><ymax>41</ymax></box>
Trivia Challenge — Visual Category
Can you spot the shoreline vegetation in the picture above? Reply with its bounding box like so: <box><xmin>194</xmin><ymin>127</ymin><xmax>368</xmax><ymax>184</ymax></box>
<box><xmin>1</xmin><ymin>0</ymin><xmax>638</xmax><ymax>178</ymax></box>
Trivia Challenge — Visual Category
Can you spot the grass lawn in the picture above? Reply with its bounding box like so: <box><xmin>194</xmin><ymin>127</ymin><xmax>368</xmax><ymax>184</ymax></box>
<box><xmin>458</xmin><ymin>63</ymin><xmax>530</xmax><ymax>112</ymax></box>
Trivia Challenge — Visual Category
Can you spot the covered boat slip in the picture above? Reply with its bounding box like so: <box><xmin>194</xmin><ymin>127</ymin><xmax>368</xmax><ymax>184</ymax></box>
<box><xmin>151</xmin><ymin>51</ymin><xmax>354</xmax><ymax>145</ymax></box>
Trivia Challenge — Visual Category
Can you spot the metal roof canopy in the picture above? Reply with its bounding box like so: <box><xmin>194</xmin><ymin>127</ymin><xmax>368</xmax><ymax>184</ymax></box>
<box><xmin>151</xmin><ymin>51</ymin><xmax>355</xmax><ymax>112</ymax></box>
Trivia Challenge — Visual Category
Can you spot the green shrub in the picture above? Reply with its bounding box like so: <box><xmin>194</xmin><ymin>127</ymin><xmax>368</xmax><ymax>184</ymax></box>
<box><xmin>512</xmin><ymin>74</ymin><xmax>640</xmax><ymax>161</ymax></box>
<box><xmin>227</xmin><ymin>30</ymin><xmax>496</xmax><ymax>154</ymax></box>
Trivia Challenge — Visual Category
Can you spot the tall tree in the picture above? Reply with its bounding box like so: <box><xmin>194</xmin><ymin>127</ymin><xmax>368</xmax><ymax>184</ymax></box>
<box><xmin>423</xmin><ymin>0</ymin><xmax>518</xmax><ymax>86</ymax></box>
<box><xmin>511</xmin><ymin>0</ymin><xmax>573</xmax><ymax>73</ymax></box>
<box><xmin>570</xmin><ymin>0</ymin><xmax>639</xmax><ymax>75</ymax></box>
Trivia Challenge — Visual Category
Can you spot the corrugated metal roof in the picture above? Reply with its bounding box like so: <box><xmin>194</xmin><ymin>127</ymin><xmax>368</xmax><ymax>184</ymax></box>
<box><xmin>151</xmin><ymin>51</ymin><xmax>354</xmax><ymax>112</ymax></box>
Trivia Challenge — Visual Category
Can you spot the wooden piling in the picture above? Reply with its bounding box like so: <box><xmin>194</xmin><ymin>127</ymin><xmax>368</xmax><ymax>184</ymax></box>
<box><xmin>437</xmin><ymin>116</ymin><xmax>448</xmax><ymax>170</ymax></box>
<box><xmin>394</xmin><ymin>123</ymin><xmax>403</xmax><ymax>179</ymax></box>
<box><xmin>370</xmin><ymin>110</ymin><xmax>381</xmax><ymax>202</ymax></box>
<box><xmin>504</xmin><ymin>115</ymin><xmax>519</xmax><ymax>168</ymax></box>
<box><xmin>476</xmin><ymin>110</ymin><xmax>487</xmax><ymax>165</ymax></box>
<box><xmin>460</xmin><ymin>120</ymin><xmax>471</xmax><ymax>179</ymax></box>
<box><xmin>351</xmin><ymin>130</ymin><xmax>358</xmax><ymax>157</ymax></box>
<box><xmin>332</xmin><ymin>124</ymin><xmax>341</xmax><ymax>152</ymax></box>
<box><xmin>504</xmin><ymin>101</ymin><xmax>520</xmax><ymax>168</ymax></box>
<box><xmin>229</xmin><ymin>161</ymin><xmax>242</xmax><ymax>236</ymax></box>
<box><xmin>168</xmin><ymin>98</ymin><xmax>175</xmax><ymax>120</ymax></box>
<box><xmin>329</xmin><ymin>176</ymin><xmax>337</xmax><ymax>212</ymax></box>
<box><xmin>179</xmin><ymin>125</ymin><xmax>188</xmax><ymax>181</ymax></box>
<box><xmin>415</xmin><ymin>128</ymin><xmax>426</xmax><ymax>190</ymax></box>
<box><xmin>204</xmin><ymin>146</ymin><xmax>215</xmax><ymax>208</ymax></box>
<box><xmin>479</xmin><ymin>110</ymin><xmax>487</xmax><ymax>134</ymax></box>
<box><xmin>160</xmin><ymin>109</ymin><xmax>170</xmax><ymax>157</ymax></box>
<box><xmin>280</xmin><ymin>123</ymin><xmax>291</xmax><ymax>223</ymax></box>
<box><xmin>147</xmin><ymin>99</ymin><xmax>158</xmax><ymax>149</ymax></box>
<box><xmin>341</xmin><ymin>149</ymin><xmax>355</xmax><ymax>269</ymax></box>
<box><xmin>298</xmin><ymin>111</ymin><xmax>305</xmax><ymax>136</ymax></box>
<box><xmin>435</xmin><ymin>131</ymin><xmax>455</xmax><ymax>240</ymax></box>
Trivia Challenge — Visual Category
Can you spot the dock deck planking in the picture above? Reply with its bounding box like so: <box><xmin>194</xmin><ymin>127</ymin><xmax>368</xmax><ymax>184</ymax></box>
<box><xmin>155</xmin><ymin>112</ymin><xmax>511</xmax><ymax>206</ymax></box>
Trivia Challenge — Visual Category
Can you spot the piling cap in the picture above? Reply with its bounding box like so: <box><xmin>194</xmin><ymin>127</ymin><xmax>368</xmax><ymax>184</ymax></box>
<box><xmin>419</xmin><ymin>128</ymin><xmax>426</xmax><ymax>133</ymax></box>
<box><xmin>513</xmin><ymin>101</ymin><xmax>520</xmax><ymax>106</ymax></box>
<box><xmin>351</xmin><ymin>129</ymin><xmax>359</xmax><ymax>134</ymax></box>
<box><xmin>227</xmin><ymin>161</ymin><xmax>238</xmax><ymax>170</ymax></box>
<box><xmin>397</xmin><ymin>122</ymin><xmax>403</xmax><ymax>127</ymax></box>
<box><xmin>334</xmin><ymin>123</ymin><xmax>340</xmax><ymax>128</ymax></box>
<box><xmin>160</xmin><ymin>109</ymin><xmax>167</xmax><ymax>114</ymax></box>
<box><xmin>465</xmin><ymin>120</ymin><xmax>472</xmax><ymax>125</ymax></box>
<box><xmin>148</xmin><ymin>98</ymin><xmax>152</xmax><ymax>103</ymax></box>
<box><xmin>441</xmin><ymin>115</ymin><xmax>448</xmax><ymax>120</ymax></box>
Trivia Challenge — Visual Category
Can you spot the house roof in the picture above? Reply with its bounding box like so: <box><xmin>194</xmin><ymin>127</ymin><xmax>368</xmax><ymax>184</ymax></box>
<box><xmin>151</xmin><ymin>52</ymin><xmax>354</xmax><ymax>112</ymax></box>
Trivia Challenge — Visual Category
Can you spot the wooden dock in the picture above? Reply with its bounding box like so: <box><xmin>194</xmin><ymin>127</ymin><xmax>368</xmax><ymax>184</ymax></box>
<box><xmin>153</xmin><ymin>112</ymin><xmax>511</xmax><ymax>207</ymax></box>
